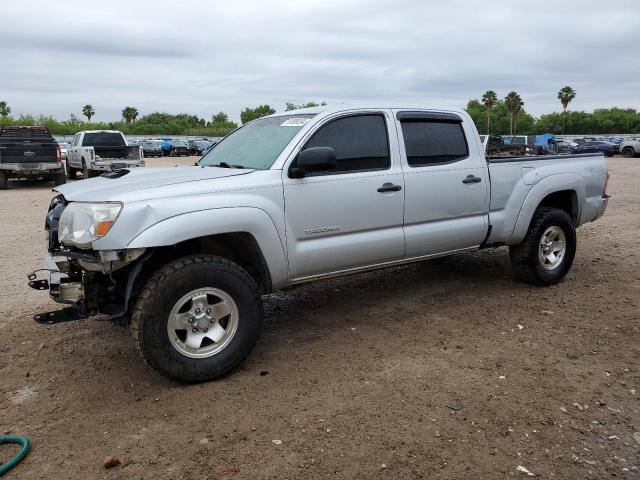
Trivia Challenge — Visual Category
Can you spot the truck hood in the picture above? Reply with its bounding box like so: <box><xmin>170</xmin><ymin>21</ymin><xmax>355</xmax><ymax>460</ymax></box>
<box><xmin>55</xmin><ymin>166</ymin><xmax>255</xmax><ymax>202</ymax></box>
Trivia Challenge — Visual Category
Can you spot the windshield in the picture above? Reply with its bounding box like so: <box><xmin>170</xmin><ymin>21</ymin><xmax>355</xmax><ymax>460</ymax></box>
<box><xmin>199</xmin><ymin>114</ymin><xmax>315</xmax><ymax>169</ymax></box>
<box><xmin>143</xmin><ymin>141</ymin><xmax>160</xmax><ymax>147</ymax></box>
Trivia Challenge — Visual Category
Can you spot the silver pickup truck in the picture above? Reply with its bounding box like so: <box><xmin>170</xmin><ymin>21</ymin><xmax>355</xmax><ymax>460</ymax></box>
<box><xmin>28</xmin><ymin>105</ymin><xmax>609</xmax><ymax>382</ymax></box>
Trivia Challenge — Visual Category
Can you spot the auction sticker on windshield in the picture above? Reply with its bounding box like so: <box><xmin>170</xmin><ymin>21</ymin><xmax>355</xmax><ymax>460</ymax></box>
<box><xmin>280</xmin><ymin>118</ymin><xmax>311</xmax><ymax>127</ymax></box>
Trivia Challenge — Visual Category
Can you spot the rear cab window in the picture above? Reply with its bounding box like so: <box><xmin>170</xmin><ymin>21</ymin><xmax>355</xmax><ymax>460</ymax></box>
<box><xmin>398</xmin><ymin>112</ymin><xmax>469</xmax><ymax>167</ymax></box>
<box><xmin>82</xmin><ymin>132</ymin><xmax>125</xmax><ymax>147</ymax></box>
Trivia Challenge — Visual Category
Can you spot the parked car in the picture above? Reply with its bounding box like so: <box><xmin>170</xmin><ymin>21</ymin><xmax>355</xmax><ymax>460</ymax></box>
<box><xmin>0</xmin><ymin>125</ymin><xmax>65</xmax><ymax>189</ymax></box>
<box><xmin>159</xmin><ymin>139</ymin><xmax>173</xmax><ymax>156</ymax></box>
<box><xmin>170</xmin><ymin>140</ymin><xmax>189</xmax><ymax>156</ymax></box>
<box><xmin>188</xmin><ymin>140</ymin><xmax>213</xmax><ymax>155</ymax></box>
<box><xmin>555</xmin><ymin>139</ymin><xmax>573</xmax><ymax>154</ymax></box>
<box><xmin>141</xmin><ymin>140</ymin><xmax>163</xmax><ymax>158</ymax></box>
<box><xmin>619</xmin><ymin>139</ymin><xmax>640</xmax><ymax>157</ymax></box>
<box><xmin>66</xmin><ymin>130</ymin><xmax>144</xmax><ymax>178</ymax></box>
<box><xmin>570</xmin><ymin>141</ymin><xmax>618</xmax><ymax>157</ymax></box>
<box><xmin>58</xmin><ymin>142</ymin><xmax>71</xmax><ymax>160</ymax></box>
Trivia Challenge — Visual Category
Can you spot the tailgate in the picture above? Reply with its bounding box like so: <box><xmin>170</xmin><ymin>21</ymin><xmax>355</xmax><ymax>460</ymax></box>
<box><xmin>0</xmin><ymin>142</ymin><xmax>57</xmax><ymax>164</ymax></box>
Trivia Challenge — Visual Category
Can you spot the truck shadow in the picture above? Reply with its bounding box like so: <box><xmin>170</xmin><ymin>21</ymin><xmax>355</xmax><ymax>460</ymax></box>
<box><xmin>262</xmin><ymin>248</ymin><xmax>516</xmax><ymax>338</ymax></box>
<box><xmin>2</xmin><ymin>178</ymin><xmax>59</xmax><ymax>190</ymax></box>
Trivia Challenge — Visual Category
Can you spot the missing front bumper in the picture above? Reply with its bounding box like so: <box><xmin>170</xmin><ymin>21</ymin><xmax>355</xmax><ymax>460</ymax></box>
<box><xmin>27</xmin><ymin>255</ymin><xmax>84</xmax><ymax>305</ymax></box>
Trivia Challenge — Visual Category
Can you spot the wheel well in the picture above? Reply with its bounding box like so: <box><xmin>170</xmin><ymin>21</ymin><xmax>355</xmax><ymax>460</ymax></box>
<box><xmin>142</xmin><ymin>233</ymin><xmax>272</xmax><ymax>294</ymax></box>
<box><xmin>537</xmin><ymin>190</ymin><xmax>578</xmax><ymax>224</ymax></box>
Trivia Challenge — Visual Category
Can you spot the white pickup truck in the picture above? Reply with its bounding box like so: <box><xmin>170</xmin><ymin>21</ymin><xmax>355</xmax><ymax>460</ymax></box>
<box><xmin>66</xmin><ymin>130</ymin><xmax>144</xmax><ymax>178</ymax></box>
<box><xmin>29</xmin><ymin>105</ymin><xmax>609</xmax><ymax>382</ymax></box>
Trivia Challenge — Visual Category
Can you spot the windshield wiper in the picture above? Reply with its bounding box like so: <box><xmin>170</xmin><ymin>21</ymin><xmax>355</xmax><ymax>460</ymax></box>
<box><xmin>210</xmin><ymin>162</ymin><xmax>245</xmax><ymax>169</ymax></box>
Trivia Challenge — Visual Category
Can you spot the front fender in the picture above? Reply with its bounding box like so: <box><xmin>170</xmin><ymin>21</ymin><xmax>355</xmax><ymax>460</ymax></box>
<box><xmin>510</xmin><ymin>173</ymin><xmax>584</xmax><ymax>244</ymax></box>
<box><xmin>126</xmin><ymin>207</ymin><xmax>288</xmax><ymax>289</ymax></box>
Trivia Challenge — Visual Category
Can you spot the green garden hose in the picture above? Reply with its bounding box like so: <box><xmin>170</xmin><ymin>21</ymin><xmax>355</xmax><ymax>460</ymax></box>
<box><xmin>0</xmin><ymin>435</ymin><xmax>30</xmax><ymax>476</ymax></box>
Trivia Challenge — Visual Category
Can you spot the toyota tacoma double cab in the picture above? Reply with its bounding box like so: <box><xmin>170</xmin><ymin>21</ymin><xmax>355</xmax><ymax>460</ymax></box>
<box><xmin>66</xmin><ymin>130</ymin><xmax>144</xmax><ymax>179</ymax></box>
<box><xmin>619</xmin><ymin>138</ymin><xmax>640</xmax><ymax>158</ymax></box>
<box><xmin>28</xmin><ymin>105</ymin><xmax>610</xmax><ymax>382</ymax></box>
<box><xmin>0</xmin><ymin>125</ymin><xmax>65</xmax><ymax>189</ymax></box>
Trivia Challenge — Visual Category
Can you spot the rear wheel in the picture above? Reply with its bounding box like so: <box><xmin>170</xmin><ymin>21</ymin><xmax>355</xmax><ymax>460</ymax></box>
<box><xmin>0</xmin><ymin>171</ymin><xmax>7</xmax><ymax>190</ymax></box>
<box><xmin>130</xmin><ymin>255</ymin><xmax>263</xmax><ymax>382</ymax></box>
<box><xmin>53</xmin><ymin>168</ymin><xmax>66</xmax><ymax>186</ymax></box>
<box><xmin>509</xmin><ymin>208</ymin><xmax>576</xmax><ymax>286</ymax></box>
<box><xmin>82</xmin><ymin>160</ymin><xmax>94</xmax><ymax>179</ymax></box>
<box><xmin>622</xmin><ymin>147</ymin><xmax>635</xmax><ymax>158</ymax></box>
<box><xmin>66</xmin><ymin>160</ymin><xmax>77</xmax><ymax>179</ymax></box>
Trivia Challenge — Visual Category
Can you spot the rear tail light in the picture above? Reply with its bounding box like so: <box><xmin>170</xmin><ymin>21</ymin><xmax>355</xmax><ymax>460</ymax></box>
<box><xmin>56</xmin><ymin>145</ymin><xmax>62</xmax><ymax>162</ymax></box>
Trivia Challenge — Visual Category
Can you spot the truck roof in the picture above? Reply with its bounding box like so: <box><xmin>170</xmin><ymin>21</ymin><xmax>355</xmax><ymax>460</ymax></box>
<box><xmin>77</xmin><ymin>130</ymin><xmax>124</xmax><ymax>134</ymax></box>
<box><xmin>267</xmin><ymin>104</ymin><xmax>467</xmax><ymax>118</ymax></box>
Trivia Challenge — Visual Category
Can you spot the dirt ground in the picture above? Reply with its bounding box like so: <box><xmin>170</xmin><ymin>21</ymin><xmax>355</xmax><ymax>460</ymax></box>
<box><xmin>0</xmin><ymin>157</ymin><xmax>638</xmax><ymax>479</ymax></box>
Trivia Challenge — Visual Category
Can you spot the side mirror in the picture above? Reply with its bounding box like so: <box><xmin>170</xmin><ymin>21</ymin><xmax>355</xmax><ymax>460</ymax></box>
<box><xmin>289</xmin><ymin>147</ymin><xmax>336</xmax><ymax>178</ymax></box>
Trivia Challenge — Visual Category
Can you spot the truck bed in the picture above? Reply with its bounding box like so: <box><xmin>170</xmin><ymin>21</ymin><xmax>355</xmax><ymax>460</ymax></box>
<box><xmin>485</xmin><ymin>152</ymin><xmax>607</xmax><ymax>246</ymax></box>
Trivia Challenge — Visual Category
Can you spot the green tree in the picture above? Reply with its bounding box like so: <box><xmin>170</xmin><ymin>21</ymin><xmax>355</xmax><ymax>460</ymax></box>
<box><xmin>480</xmin><ymin>90</ymin><xmax>497</xmax><ymax>134</ymax></box>
<box><xmin>0</xmin><ymin>100</ymin><xmax>10</xmax><ymax>118</ymax></box>
<box><xmin>208</xmin><ymin>112</ymin><xmax>238</xmax><ymax>135</ymax></box>
<box><xmin>504</xmin><ymin>91</ymin><xmax>524</xmax><ymax>135</ymax></box>
<box><xmin>240</xmin><ymin>104</ymin><xmax>275</xmax><ymax>124</ymax></box>
<box><xmin>82</xmin><ymin>104</ymin><xmax>95</xmax><ymax>122</ymax></box>
<box><xmin>285</xmin><ymin>101</ymin><xmax>327</xmax><ymax>111</ymax></box>
<box><xmin>121</xmin><ymin>106</ymin><xmax>139</xmax><ymax>124</ymax></box>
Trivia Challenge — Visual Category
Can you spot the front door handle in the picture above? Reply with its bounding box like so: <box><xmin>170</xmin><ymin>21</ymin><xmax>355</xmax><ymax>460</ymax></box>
<box><xmin>377</xmin><ymin>182</ymin><xmax>402</xmax><ymax>193</ymax></box>
<box><xmin>462</xmin><ymin>175</ymin><xmax>482</xmax><ymax>184</ymax></box>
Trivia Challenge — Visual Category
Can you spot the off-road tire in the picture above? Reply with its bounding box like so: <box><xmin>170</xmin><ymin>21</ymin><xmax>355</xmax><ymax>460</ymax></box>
<box><xmin>66</xmin><ymin>161</ymin><xmax>78</xmax><ymax>179</ymax></box>
<box><xmin>130</xmin><ymin>255</ymin><xmax>263</xmax><ymax>382</ymax></box>
<box><xmin>0</xmin><ymin>171</ymin><xmax>7</xmax><ymax>190</ymax></box>
<box><xmin>622</xmin><ymin>147</ymin><xmax>635</xmax><ymax>158</ymax></box>
<box><xmin>509</xmin><ymin>208</ymin><xmax>576</xmax><ymax>286</ymax></box>
<box><xmin>53</xmin><ymin>168</ymin><xmax>66</xmax><ymax>186</ymax></box>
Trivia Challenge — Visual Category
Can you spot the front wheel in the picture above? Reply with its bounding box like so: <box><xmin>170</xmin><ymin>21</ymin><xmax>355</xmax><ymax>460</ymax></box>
<box><xmin>509</xmin><ymin>208</ymin><xmax>576</xmax><ymax>286</ymax></box>
<box><xmin>622</xmin><ymin>147</ymin><xmax>635</xmax><ymax>158</ymax></box>
<box><xmin>130</xmin><ymin>255</ymin><xmax>263</xmax><ymax>382</ymax></box>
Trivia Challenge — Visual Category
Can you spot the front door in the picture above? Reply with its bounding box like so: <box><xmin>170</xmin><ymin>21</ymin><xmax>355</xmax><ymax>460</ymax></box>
<box><xmin>283</xmin><ymin>112</ymin><xmax>405</xmax><ymax>281</ymax></box>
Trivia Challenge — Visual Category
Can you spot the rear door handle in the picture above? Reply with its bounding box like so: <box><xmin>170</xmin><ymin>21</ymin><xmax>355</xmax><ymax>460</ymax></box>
<box><xmin>462</xmin><ymin>175</ymin><xmax>482</xmax><ymax>184</ymax></box>
<box><xmin>377</xmin><ymin>182</ymin><xmax>402</xmax><ymax>193</ymax></box>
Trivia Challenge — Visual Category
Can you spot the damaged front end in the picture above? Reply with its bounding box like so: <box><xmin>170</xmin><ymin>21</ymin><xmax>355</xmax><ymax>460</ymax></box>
<box><xmin>28</xmin><ymin>195</ymin><xmax>148</xmax><ymax>324</ymax></box>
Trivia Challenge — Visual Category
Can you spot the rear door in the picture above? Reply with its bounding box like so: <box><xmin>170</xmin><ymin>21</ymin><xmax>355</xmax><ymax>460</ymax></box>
<box><xmin>283</xmin><ymin>111</ymin><xmax>405</xmax><ymax>280</ymax></box>
<box><xmin>394</xmin><ymin>110</ymin><xmax>489</xmax><ymax>257</ymax></box>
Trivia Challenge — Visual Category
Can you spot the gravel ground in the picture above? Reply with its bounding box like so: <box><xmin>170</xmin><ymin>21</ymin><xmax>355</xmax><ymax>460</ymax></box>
<box><xmin>0</xmin><ymin>157</ymin><xmax>638</xmax><ymax>479</ymax></box>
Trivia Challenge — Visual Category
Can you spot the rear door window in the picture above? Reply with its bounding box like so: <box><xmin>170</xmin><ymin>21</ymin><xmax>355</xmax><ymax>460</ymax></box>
<box><xmin>400</xmin><ymin>120</ymin><xmax>469</xmax><ymax>167</ymax></box>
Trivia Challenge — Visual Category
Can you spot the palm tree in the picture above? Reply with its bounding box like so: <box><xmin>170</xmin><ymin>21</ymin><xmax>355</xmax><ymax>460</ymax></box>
<box><xmin>481</xmin><ymin>90</ymin><xmax>498</xmax><ymax>134</ymax></box>
<box><xmin>504</xmin><ymin>91</ymin><xmax>523</xmax><ymax>135</ymax></box>
<box><xmin>82</xmin><ymin>104</ymin><xmax>95</xmax><ymax>122</ymax></box>
<box><xmin>557</xmin><ymin>86</ymin><xmax>576</xmax><ymax>113</ymax></box>
<box><xmin>558</xmin><ymin>86</ymin><xmax>576</xmax><ymax>134</ymax></box>
<box><xmin>0</xmin><ymin>100</ymin><xmax>11</xmax><ymax>118</ymax></box>
<box><xmin>121</xmin><ymin>106</ymin><xmax>139</xmax><ymax>124</ymax></box>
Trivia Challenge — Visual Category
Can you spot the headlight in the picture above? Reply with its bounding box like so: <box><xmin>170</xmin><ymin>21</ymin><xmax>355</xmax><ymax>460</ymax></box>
<box><xmin>58</xmin><ymin>202</ymin><xmax>122</xmax><ymax>248</ymax></box>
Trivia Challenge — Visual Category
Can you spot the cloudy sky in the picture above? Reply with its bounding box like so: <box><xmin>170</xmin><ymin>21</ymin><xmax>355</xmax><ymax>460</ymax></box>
<box><xmin>1</xmin><ymin>0</ymin><xmax>638</xmax><ymax>122</ymax></box>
